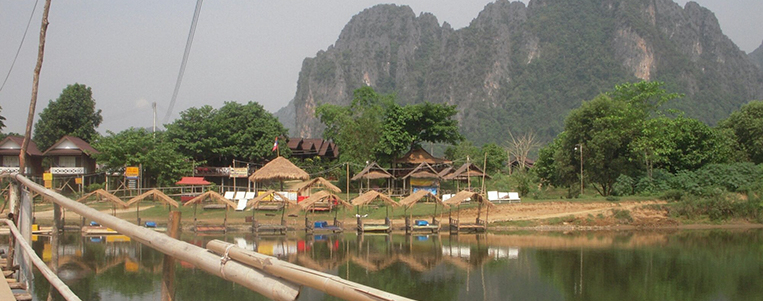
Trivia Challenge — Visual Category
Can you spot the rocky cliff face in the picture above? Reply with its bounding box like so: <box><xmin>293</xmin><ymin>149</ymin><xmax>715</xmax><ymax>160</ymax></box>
<box><xmin>288</xmin><ymin>0</ymin><xmax>763</xmax><ymax>143</ymax></box>
<box><xmin>750</xmin><ymin>41</ymin><xmax>763</xmax><ymax>70</ymax></box>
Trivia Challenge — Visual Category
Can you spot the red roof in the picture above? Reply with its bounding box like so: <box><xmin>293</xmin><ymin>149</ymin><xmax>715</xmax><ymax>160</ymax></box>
<box><xmin>175</xmin><ymin>177</ymin><xmax>211</xmax><ymax>185</ymax></box>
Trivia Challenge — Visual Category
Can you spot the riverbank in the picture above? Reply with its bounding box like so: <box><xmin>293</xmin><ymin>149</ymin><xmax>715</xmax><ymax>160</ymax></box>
<box><xmin>25</xmin><ymin>199</ymin><xmax>763</xmax><ymax>231</ymax></box>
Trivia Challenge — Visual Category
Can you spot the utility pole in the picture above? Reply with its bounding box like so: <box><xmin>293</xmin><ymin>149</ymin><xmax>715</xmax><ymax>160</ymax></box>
<box><xmin>575</xmin><ymin>144</ymin><xmax>584</xmax><ymax>195</ymax></box>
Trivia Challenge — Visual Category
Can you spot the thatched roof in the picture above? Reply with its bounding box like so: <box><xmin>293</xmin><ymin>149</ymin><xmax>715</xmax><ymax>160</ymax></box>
<box><xmin>351</xmin><ymin>162</ymin><xmax>393</xmax><ymax>181</ymax></box>
<box><xmin>249</xmin><ymin>156</ymin><xmax>309</xmax><ymax>182</ymax></box>
<box><xmin>443</xmin><ymin>163</ymin><xmax>491</xmax><ymax>180</ymax></box>
<box><xmin>295</xmin><ymin>177</ymin><xmax>341</xmax><ymax>194</ymax></box>
<box><xmin>246</xmin><ymin>190</ymin><xmax>296</xmax><ymax>208</ymax></box>
<box><xmin>76</xmin><ymin>189</ymin><xmax>127</xmax><ymax>208</ymax></box>
<box><xmin>125</xmin><ymin>189</ymin><xmax>179</xmax><ymax>208</ymax></box>
<box><xmin>402</xmin><ymin>162</ymin><xmax>441</xmax><ymax>179</ymax></box>
<box><xmin>398</xmin><ymin>190</ymin><xmax>447</xmax><ymax>208</ymax></box>
<box><xmin>443</xmin><ymin>190</ymin><xmax>495</xmax><ymax>208</ymax></box>
<box><xmin>297</xmin><ymin>190</ymin><xmax>353</xmax><ymax>210</ymax></box>
<box><xmin>183</xmin><ymin>191</ymin><xmax>237</xmax><ymax>208</ymax></box>
<box><xmin>350</xmin><ymin>191</ymin><xmax>399</xmax><ymax>207</ymax></box>
<box><xmin>394</xmin><ymin>148</ymin><xmax>451</xmax><ymax>165</ymax></box>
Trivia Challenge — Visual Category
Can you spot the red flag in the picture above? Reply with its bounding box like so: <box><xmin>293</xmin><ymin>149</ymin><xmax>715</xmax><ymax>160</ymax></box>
<box><xmin>271</xmin><ymin>137</ymin><xmax>278</xmax><ymax>152</ymax></box>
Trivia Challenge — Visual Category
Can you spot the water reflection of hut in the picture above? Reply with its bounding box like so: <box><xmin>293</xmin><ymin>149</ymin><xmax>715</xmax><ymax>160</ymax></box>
<box><xmin>184</xmin><ymin>191</ymin><xmax>237</xmax><ymax>232</ymax></box>
<box><xmin>398</xmin><ymin>190</ymin><xmax>448</xmax><ymax>234</ymax></box>
<box><xmin>444</xmin><ymin>191</ymin><xmax>495</xmax><ymax>234</ymax></box>
<box><xmin>350</xmin><ymin>191</ymin><xmax>399</xmax><ymax>233</ymax></box>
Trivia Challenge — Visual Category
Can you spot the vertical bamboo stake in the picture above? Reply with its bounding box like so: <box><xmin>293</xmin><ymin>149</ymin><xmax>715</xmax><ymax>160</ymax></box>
<box><xmin>19</xmin><ymin>0</ymin><xmax>51</xmax><ymax>175</ymax></box>
<box><xmin>161</xmin><ymin>211</ymin><xmax>181</xmax><ymax>301</ymax></box>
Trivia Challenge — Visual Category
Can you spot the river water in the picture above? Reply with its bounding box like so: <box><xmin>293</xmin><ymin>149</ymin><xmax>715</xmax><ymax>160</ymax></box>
<box><xmin>17</xmin><ymin>228</ymin><xmax>763</xmax><ymax>301</ymax></box>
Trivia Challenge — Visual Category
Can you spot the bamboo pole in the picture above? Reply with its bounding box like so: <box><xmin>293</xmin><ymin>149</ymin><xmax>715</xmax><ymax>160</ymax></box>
<box><xmin>7</xmin><ymin>174</ymin><xmax>300</xmax><ymax>301</ymax></box>
<box><xmin>2</xmin><ymin>219</ymin><xmax>80</xmax><ymax>301</ymax></box>
<box><xmin>207</xmin><ymin>240</ymin><xmax>415</xmax><ymax>301</ymax></box>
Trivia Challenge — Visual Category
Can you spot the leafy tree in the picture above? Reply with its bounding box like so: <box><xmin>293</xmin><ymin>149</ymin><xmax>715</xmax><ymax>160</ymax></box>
<box><xmin>374</xmin><ymin>101</ymin><xmax>463</xmax><ymax>162</ymax></box>
<box><xmin>719</xmin><ymin>100</ymin><xmax>763</xmax><ymax>164</ymax></box>
<box><xmin>33</xmin><ymin>83</ymin><xmax>103</xmax><ymax>150</ymax></box>
<box><xmin>92</xmin><ymin>128</ymin><xmax>191</xmax><ymax>187</ymax></box>
<box><xmin>316</xmin><ymin>87</ymin><xmax>389</xmax><ymax>164</ymax></box>
<box><xmin>164</xmin><ymin>101</ymin><xmax>289</xmax><ymax>165</ymax></box>
<box><xmin>317</xmin><ymin>86</ymin><xmax>462</xmax><ymax>165</ymax></box>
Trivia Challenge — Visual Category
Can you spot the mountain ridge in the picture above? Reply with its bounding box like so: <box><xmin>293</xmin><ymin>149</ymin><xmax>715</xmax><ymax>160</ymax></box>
<box><xmin>280</xmin><ymin>0</ymin><xmax>763</xmax><ymax>144</ymax></box>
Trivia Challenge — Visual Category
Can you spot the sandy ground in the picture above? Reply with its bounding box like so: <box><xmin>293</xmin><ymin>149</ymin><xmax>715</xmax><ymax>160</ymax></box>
<box><xmin>23</xmin><ymin>200</ymin><xmax>761</xmax><ymax>230</ymax></box>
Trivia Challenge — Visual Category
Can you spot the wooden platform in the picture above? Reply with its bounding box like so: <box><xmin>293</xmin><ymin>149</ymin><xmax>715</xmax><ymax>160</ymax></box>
<box><xmin>253</xmin><ymin>224</ymin><xmax>288</xmax><ymax>235</ymax></box>
<box><xmin>2</xmin><ymin>259</ymin><xmax>31</xmax><ymax>301</ymax></box>
<box><xmin>193</xmin><ymin>225</ymin><xmax>227</xmax><ymax>232</ymax></box>
<box><xmin>81</xmin><ymin>226</ymin><xmax>119</xmax><ymax>236</ymax></box>
<box><xmin>358</xmin><ymin>224</ymin><xmax>391</xmax><ymax>233</ymax></box>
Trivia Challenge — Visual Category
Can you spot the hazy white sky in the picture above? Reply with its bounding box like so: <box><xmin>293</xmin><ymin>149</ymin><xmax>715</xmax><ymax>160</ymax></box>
<box><xmin>1</xmin><ymin>0</ymin><xmax>760</xmax><ymax>135</ymax></box>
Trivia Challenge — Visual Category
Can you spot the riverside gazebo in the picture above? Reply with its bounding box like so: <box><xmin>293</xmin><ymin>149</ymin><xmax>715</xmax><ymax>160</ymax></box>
<box><xmin>125</xmin><ymin>189</ymin><xmax>179</xmax><ymax>226</ymax></box>
<box><xmin>443</xmin><ymin>190</ymin><xmax>495</xmax><ymax>234</ymax></box>
<box><xmin>398</xmin><ymin>190</ymin><xmax>448</xmax><ymax>233</ymax></box>
<box><xmin>350</xmin><ymin>191</ymin><xmax>399</xmax><ymax>233</ymax></box>
<box><xmin>184</xmin><ymin>191</ymin><xmax>237</xmax><ymax>232</ymax></box>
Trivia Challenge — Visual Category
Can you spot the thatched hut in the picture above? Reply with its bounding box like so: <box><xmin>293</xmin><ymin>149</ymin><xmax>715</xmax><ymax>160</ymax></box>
<box><xmin>398</xmin><ymin>190</ymin><xmax>448</xmax><ymax>233</ymax></box>
<box><xmin>441</xmin><ymin>162</ymin><xmax>491</xmax><ymax>192</ymax></box>
<box><xmin>351</xmin><ymin>161</ymin><xmax>393</xmax><ymax>195</ymax></box>
<box><xmin>246</xmin><ymin>189</ymin><xmax>297</xmax><ymax>234</ymax></box>
<box><xmin>401</xmin><ymin>162</ymin><xmax>442</xmax><ymax>196</ymax></box>
<box><xmin>249</xmin><ymin>156</ymin><xmax>309</xmax><ymax>187</ymax></box>
<box><xmin>295</xmin><ymin>177</ymin><xmax>341</xmax><ymax>196</ymax></box>
<box><xmin>295</xmin><ymin>190</ymin><xmax>353</xmax><ymax>233</ymax></box>
<box><xmin>443</xmin><ymin>190</ymin><xmax>495</xmax><ymax>234</ymax></box>
<box><xmin>350</xmin><ymin>191</ymin><xmax>399</xmax><ymax>233</ymax></box>
<box><xmin>184</xmin><ymin>191</ymin><xmax>237</xmax><ymax>231</ymax></box>
<box><xmin>76</xmin><ymin>189</ymin><xmax>127</xmax><ymax>219</ymax></box>
<box><xmin>125</xmin><ymin>189</ymin><xmax>179</xmax><ymax>226</ymax></box>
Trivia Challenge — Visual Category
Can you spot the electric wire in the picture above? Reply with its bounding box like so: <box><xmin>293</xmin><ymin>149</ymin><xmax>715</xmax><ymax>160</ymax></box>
<box><xmin>163</xmin><ymin>0</ymin><xmax>204</xmax><ymax>123</ymax></box>
<box><xmin>0</xmin><ymin>0</ymin><xmax>40</xmax><ymax>93</ymax></box>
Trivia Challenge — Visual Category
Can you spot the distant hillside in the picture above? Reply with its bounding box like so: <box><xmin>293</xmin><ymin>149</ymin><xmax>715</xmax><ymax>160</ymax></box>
<box><xmin>285</xmin><ymin>0</ymin><xmax>763</xmax><ymax>144</ymax></box>
<box><xmin>750</xmin><ymin>40</ymin><xmax>763</xmax><ymax>70</ymax></box>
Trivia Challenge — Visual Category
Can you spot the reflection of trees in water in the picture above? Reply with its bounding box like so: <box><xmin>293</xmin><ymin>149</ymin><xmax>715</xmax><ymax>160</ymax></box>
<box><xmin>535</xmin><ymin>230</ymin><xmax>763</xmax><ymax>301</ymax></box>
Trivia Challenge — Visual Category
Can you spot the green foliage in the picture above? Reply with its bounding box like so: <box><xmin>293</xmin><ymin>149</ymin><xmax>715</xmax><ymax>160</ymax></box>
<box><xmin>33</xmin><ymin>83</ymin><xmax>103</xmax><ymax>150</ymax></box>
<box><xmin>667</xmin><ymin>193</ymin><xmax>760</xmax><ymax>222</ymax></box>
<box><xmin>86</xmin><ymin>182</ymin><xmax>104</xmax><ymax>192</ymax></box>
<box><xmin>612</xmin><ymin>209</ymin><xmax>632</xmax><ymax>222</ymax></box>
<box><xmin>93</xmin><ymin>128</ymin><xmax>192</xmax><ymax>187</ymax></box>
<box><xmin>719</xmin><ymin>100</ymin><xmax>763</xmax><ymax>164</ymax></box>
<box><xmin>317</xmin><ymin>86</ymin><xmax>462</xmax><ymax>164</ymax></box>
<box><xmin>165</xmin><ymin>101</ymin><xmax>289</xmax><ymax>165</ymax></box>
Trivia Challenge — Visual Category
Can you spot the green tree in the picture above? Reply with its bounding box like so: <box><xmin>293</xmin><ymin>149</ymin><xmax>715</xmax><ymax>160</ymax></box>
<box><xmin>165</xmin><ymin>101</ymin><xmax>288</xmax><ymax>165</ymax></box>
<box><xmin>33</xmin><ymin>83</ymin><xmax>103</xmax><ymax>150</ymax></box>
<box><xmin>316</xmin><ymin>86</ymin><xmax>388</xmax><ymax>164</ymax></box>
<box><xmin>92</xmin><ymin>128</ymin><xmax>192</xmax><ymax>187</ymax></box>
<box><xmin>317</xmin><ymin>86</ymin><xmax>462</xmax><ymax>165</ymax></box>
<box><xmin>719</xmin><ymin>100</ymin><xmax>763</xmax><ymax>164</ymax></box>
<box><xmin>374</xmin><ymin>102</ymin><xmax>463</xmax><ymax>162</ymax></box>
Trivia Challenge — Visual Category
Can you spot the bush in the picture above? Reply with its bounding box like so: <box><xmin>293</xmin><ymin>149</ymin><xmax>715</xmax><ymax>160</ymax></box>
<box><xmin>612</xmin><ymin>209</ymin><xmax>633</xmax><ymax>223</ymax></box>
<box><xmin>612</xmin><ymin>174</ymin><xmax>635</xmax><ymax>196</ymax></box>
<box><xmin>660</xmin><ymin>189</ymin><xmax>684</xmax><ymax>202</ymax></box>
<box><xmin>86</xmin><ymin>183</ymin><xmax>104</xmax><ymax>192</ymax></box>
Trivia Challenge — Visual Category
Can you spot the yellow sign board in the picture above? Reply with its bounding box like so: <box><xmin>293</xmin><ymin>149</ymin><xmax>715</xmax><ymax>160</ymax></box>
<box><xmin>44</xmin><ymin>180</ymin><xmax>52</xmax><ymax>189</ymax></box>
<box><xmin>43</xmin><ymin>172</ymin><xmax>52</xmax><ymax>181</ymax></box>
<box><xmin>229</xmin><ymin>167</ymin><xmax>248</xmax><ymax>178</ymax></box>
<box><xmin>125</xmin><ymin>166</ymin><xmax>140</xmax><ymax>178</ymax></box>
<box><xmin>75</xmin><ymin>177</ymin><xmax>82</xmax><ymax>184</ymax></box>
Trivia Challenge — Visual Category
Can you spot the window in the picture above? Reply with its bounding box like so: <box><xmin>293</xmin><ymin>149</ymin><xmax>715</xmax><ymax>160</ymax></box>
<box><xmin>59</xmin><ymin>156</ymin><xmax>76</xmax><ymax>167</ymax></box>
<box><xmin>2</xmin><ymin>156</ymin><xmax>19</xmax><ymax>167</ymax></box>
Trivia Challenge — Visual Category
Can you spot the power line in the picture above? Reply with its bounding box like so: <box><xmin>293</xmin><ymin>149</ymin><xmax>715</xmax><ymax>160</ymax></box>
<box><xmin>163</xmin><ymin>0</ymin><xmax>204</xmax><ymax>124</ymax></box>
<box><xmin>0</xmin><ymin>0</ymin><xmax>40</xmax><ymax>93</ymax></box>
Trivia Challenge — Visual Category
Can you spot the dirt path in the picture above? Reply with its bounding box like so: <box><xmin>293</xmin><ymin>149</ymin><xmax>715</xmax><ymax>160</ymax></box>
<box><xmin>449</xmin><ymin>200</ymin><xmax>667</xmax><ymax>223</ymax></box>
